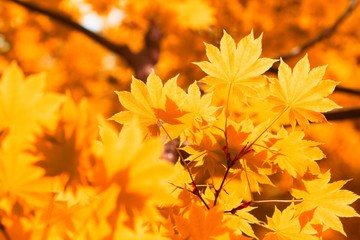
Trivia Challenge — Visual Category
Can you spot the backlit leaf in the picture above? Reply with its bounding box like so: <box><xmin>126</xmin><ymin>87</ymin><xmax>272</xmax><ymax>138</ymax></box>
<box><xmin>268</xmin><ymin>55</ymin><xmax>341</xmax><ymax>128</ymax></box>
<box><xmin>291</xmin><ymin>171</ymin><xmax>360</xmax><ymax>236</ymax></box>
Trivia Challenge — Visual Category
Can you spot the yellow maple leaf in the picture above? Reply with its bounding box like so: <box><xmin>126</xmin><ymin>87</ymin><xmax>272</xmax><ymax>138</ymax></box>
<box><xmin>182</xmin><ymin>128</ymin><xmax>228</xmax><ymax>177</ymax></box>
<box><xmin>111</xmin><ymin>71</ymin><xmax>186</xmax><ymax>137</ymax></box>
<box><xmin>269</xmin><ymin>128</ymin><xmax>324</xmax><ymax>178</ymax></box>
<box><xmin>30</xmin><ymin>93</ymin><xmax>99</xmax><ymax>190</ymax></box>
<box><xmin>195</xmin><ymin>31</ymin><xmax>277</xmax><ymax>101</ymax></box>
<box><xmin>268</xmin><ymin>55</ymin><xmax>341</xmax><ymax>128</ymax></box>
<box><xmin>97</xmin><ymin>119</ymin><xmax>175</xmax><ymax>226</ymax></box>
<box><xmin>174</xmin><ymin>204</ymin><xmax>231</xmax><ymax>240</ymax></box>
<box><xmin>0</xmin><ymin>61</ymin><xmax>63</xmax><ymax>138</ymax></box>
<box><xmin>29</xmin><ymin>187</ymin><xmax>114</xmax><ymax>239</ymax></box>
<box><xmin>179</xmin><ymin>81</ymin><xmax>220</xmax><ymax>141</ymax></box>
<box><xmin>264</xmin><ymin>204</ymin><xmax>318</xmax><ymax>240</ymax></box>
<box><xmin>291</xmin><ymin>171</ymin><xmax>360</xmax><ymax>236</ymax></box>
<box><xmin>0</xmin><ymin>136</ymin><xmax>54</xmax><ymax>215</ymax></box>
<box><xmin>112</xmin><ymin>74</ymin><xmax>161</xmax><ymax>127</ymax></box>
<box><xmin>219</xmin><ymin>192</ymin><xmax>259</xmax><ymax>239</ymax></box>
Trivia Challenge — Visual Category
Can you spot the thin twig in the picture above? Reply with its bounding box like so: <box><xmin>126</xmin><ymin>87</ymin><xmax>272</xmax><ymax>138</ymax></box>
<box><xmin>159</xmin><ymin>123</ymin><xmax>210</xmax><ymax>209</ymax></box>
<box><xmin>253</xmin><ymin>199</ymin><xmax>303</xmax><ymax>204</ymax></box>
<box><xmin>245</xmin><ymin>106</ymin><xmax>290</xmax><ymax>152</ymax></box>
<box><xmin>240</xmin><ymin>219</ymin><xmax>274</xmax><ymax>232</ymax></box>
<box><xmin>241</xmin><ymin>159</ymin><xmax>253</xmax><ymax>201</ymax></box>
<box><xmin>213</xmin><ymin>83</ymin><xmax>233</xmax><ymax>206</ymax></box>
<box><xmin>274</xmin><ymin>0</ymin><xmax>359</xmax><ymax>60</ymax></box>
<box><xmin>224</xmin><ymin>83</ymin><xmax>233</xmax><ymax>151</ymax></box>
<box><xmin>214</xmin><ymin>107</ymin><xmax>289</xmax><ymax>206</ymax></box>
<box><xmin>214</xmin><ymin>165</ymin><xmax>231</xmax><ymax>206</ymax></box>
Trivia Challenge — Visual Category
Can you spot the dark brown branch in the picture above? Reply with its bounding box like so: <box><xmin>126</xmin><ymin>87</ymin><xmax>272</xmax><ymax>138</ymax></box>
<box><xmin>325</xmin><ymin>108</ymin><xmax>360</xmax><ymax>121</ymax></box>
<box><xmin>0</xmin><ymin>221</ymin><xmax>11</xmax><ymax>240</ymax></box>
<box><xmin>275</xmin><ymin>0</ymin><xmax>359</xmax><ymax>60</ymax></box>
<box><xmin>335</xmin><ymin>86</ymin><xmax>360</xmax><ymax>96</ymax></box>
<box><xmin>6</xmin><ymin>0</ymin><xmax>161</xmax><ymax>80</ymax></box>
<box><xmin>7</xmin><ymin>0</ymin><xmax>133</xmax><ymax>59</ymax></box>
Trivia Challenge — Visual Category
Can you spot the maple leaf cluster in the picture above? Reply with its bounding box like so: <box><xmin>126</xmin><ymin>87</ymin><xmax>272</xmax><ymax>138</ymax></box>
<box><xmin>0</xmin><ymin>31</ymin><xmax>359</xmax><ymax>239</ymax></box>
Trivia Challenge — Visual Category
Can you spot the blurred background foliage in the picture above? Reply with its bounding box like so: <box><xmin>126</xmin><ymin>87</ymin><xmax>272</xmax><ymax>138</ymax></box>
<box><xmin>1</xmin><ymin>0</ymin><xmax>360</xmax><ymax>238</ymax></box>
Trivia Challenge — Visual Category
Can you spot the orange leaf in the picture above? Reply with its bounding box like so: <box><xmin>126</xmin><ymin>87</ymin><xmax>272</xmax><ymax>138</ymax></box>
<box><xmin>174</xmin><ymin>204</ymin><xmax>230</xmax><ymax>240</ymax></box>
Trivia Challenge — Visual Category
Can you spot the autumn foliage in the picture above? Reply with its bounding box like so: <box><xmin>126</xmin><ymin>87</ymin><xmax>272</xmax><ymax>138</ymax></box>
<box><xmin>1</xmin><ymin>0</ymin><xmax>360</xmax><ymax>240</ymax></box>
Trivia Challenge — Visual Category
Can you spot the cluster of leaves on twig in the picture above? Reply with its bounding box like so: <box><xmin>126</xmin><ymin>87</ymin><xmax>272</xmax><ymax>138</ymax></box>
<box><xmin>1</xmin><ymin>30</ymin><xmax>358</xmax><ymax>239</ymax></box>
<box><xmin>112</xmin><ymin>31</ymin><xmax>359</xmax><ymax>239</ymax></box>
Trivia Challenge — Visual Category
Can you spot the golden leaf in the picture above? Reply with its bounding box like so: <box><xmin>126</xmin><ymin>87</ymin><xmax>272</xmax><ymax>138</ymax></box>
<box><xmin>98</xmin><ymin>119</ymin><xmax>175</xmax><ymax>226</ymax></box>
<box><xmin>111</xmin><ymin>71</ymin><xmax>186</xmax><ymax>137</ymax></box>
<box><xmin>269</xmin><ymin>128</ymin><xmax>324</xmax><ymax>177</ymax></box>
<box><xmin>0</xmin><ymin>61</ymin><xmax>63</xmax><ymax>138</ymax></box>
<box><xmin>291</xmin><ymin>171</ymin><xmax>360</xmax><ymax>236</ymax></box>
<box><xmin>195</xmin><ymin>31</ymin><xmax>276</xmax><ymax>101</ymax></box>
<box><xmin>264</xmin><ymin>204</ymin><xmax>318</xmax><ymax>240</ymax></box>
<box><xmin>268</xmin><ymin>55</ymin><xmax>341</xmax><ymax>128</ymax></box>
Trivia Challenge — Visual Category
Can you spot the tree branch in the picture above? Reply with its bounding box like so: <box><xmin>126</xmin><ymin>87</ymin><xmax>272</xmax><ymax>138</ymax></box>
<box><xmin>274</xmin><ymin>0</ymin><xmax>359</xmax><ymax>60</ymax></box>
<box><xmin>6</xmin><ymin>0</ymin><xmax>161</xmax><ymax>80</ymax></box>
<box><xmin>7</xmin><ymin>0</ymin><xmax>133</xmax><ymax>59</ymax></box>
<box><xmin>335</xmin><ymin>86</ymin><xmax>360</xmax><ymax>96</ymax></box>
<box><xmin>0</xmin><ymin>221</ymin><xmax>11</xmax><ymax>240</ymax></box>
<box><xmin>325</xmin><ymin>108</ymin><xmax>360</xmax><ymax>121</ymax></box>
